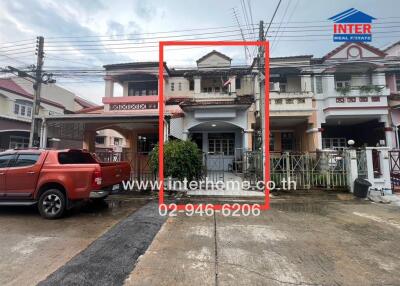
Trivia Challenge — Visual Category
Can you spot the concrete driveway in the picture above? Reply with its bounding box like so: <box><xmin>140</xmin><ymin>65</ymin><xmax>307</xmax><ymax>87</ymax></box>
<box><xmin>125</xmin><ymin>192</ymin><xmax>400</xmax><ymax>286</ymax></box>
<box><xmin>0</xmin><ymin>194</ymin><xmax>151</xmax><ymax>286</ymax></box>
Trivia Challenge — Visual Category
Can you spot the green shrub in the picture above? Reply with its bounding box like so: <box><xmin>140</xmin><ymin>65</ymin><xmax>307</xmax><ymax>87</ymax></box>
<box><xmin>149</xmin><ymin>140</ymin><xmax>203</xmax><ymax>181</ymax></box>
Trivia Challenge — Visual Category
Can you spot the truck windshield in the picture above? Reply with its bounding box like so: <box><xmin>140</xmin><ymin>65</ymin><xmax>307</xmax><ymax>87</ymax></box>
<box><xmin>58</xmin><ymin>151</ymin><xmax>97</xmax><ymax>164</ymax></box>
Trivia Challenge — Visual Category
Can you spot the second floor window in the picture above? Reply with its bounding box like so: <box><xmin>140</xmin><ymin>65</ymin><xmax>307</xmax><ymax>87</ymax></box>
<box><xmin>14</xmin><ymin>100</ymin><xmax>32</xmax><ymax>118</ymax></box>
<box><xmin>170</xmin><ymin>82</ymin><xmax>175</xmax><ymax>91</ymax></box>
<box><xmin>178</xmin><ymin>82</ymin><xmax>182</xmax><ymax>91</ymax></box>
<box><xmin>235</xmin><ymin>77</ymin><xmax>241</xmax><ymax>89</ymax></box>
<box><xmin>396</xmin><ymin>78</ymin><xmax>400</xmax><ymax>92</ymax></box>
<box><xmin>316</xmin><ymin>76</ymin><xmax>323</xmax><ymax>94</ymax></box>
<box><xmin>336</xmin><ymin>80</ymin><xmax>351</xmax><ymax>89</ymax></box>
<box><xmin>189</xmin><ymin>80</ymin><xmax>194</xmax><ymax>91</ymax></box>
<box><xmin>128</xmin><ymin>81</ymin><xmax>157</xmax><ymax>96</ymax></box>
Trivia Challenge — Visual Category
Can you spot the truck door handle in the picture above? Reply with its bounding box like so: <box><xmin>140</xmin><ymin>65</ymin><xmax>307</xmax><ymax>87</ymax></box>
<box><xmin>27</xmin><ymin>171</ymin><xmax>35</xmax><ymax>174</ymax></box>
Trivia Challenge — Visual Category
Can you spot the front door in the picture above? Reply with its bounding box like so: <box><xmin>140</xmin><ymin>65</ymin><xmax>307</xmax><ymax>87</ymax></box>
<box><xmin>0</xmin><ymin>154</ymin><xmax>15</xmax><ymax>197</ymax></box>
<box><xmin>5</xmin><ymin>153</ymin><xmax>41</xmax><ymax>199</ymax></box>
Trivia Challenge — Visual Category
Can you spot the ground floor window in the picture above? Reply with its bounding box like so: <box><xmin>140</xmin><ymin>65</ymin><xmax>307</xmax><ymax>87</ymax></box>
<box><xmin>137</xmin><ymin>134</ymin><xmax>158</xmax><ymax>154</ymax></box>
<box><xmin>322</xmin><ymin>137</ymin><xmax>346</xmax><ymax>149</ymax></box>
<box><xmin>281</xmin><ymin>132</ymin><xmax>294</xmax><ymax>151</ymax></box>
<box><xmin>269</xmin><ymin>132</ymin><xmax>275</xmax><ymax>151</ymax></box>
<box><xmin>9</xmin><ymin>136</ymin><xmax>29</xmax><ymax>149</ymax></box>
<box><xmin>208</xmin><ymin>133</ymin><xmax>235</xmax><ymax>156</ymax></box>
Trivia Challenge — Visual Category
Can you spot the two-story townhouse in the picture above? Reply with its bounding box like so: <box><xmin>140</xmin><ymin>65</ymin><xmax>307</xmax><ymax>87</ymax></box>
<box><xmin>311</xmin><ymin>42</ymin><xmax>394</xmax><ymax>149</ymax></box>
<box><xmin>0</xmin><ymin>78</ymin><xmax>65</xmax><ymax>150</ymax></box>
<box><xmin>382</xmin><ymin>41</ymin><xmax>400</xmax><ymax>147</ymax></box>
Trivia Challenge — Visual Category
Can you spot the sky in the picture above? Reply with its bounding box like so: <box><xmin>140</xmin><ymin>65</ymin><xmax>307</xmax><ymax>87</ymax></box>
<box><xmin>1</xmin><ymin>0</ymin><xmax>400</xmax><ymax>104</ymax></box>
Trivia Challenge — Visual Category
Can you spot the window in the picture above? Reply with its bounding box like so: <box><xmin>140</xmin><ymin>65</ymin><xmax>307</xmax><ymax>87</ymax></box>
<box><xmin>269</xmin><ymin>133</ymin><xmax>274</xmax><ymax>152</ymax></box>
<box><xmin>13</xmin><ymin>154</ymin><xmax>40</xmax><ymax>167</ymax></box>
<box><xmin>9</xmin><ymin>136</ymin><xmax>29</xmax><ymax>149</ymax></box>
<box><xmin>0</xmin><ymin>154</ymin><xmax>14</xmax><ymax>168</ymax></box>
<box><xmin>279</xmin><ymin>83</ymin><xmax>287</xmax><ymax>92</ymax></box>
<box><xmin>14</xmin><ymin>100</ymin><xmax>32</xmax><ymax>118</ymax></box>
<box><xmin>137</xmin><ymin>134</ymin><xmax>158</xmax><ymax>154</ymax></box>
<box><xmin>316</xmin><ymin>76</ymin><xmax>323</xmax><ymax>94</ymax></box>
<box><xmin>335</xmin><ymin>74</ymin><xmax>351</xmax><ymax>89</ymax></box>
<box><xmin>396</xmin><ymin>77</ymin><xmax>400</xmax><ymax>92</ymax></box>
<box><xmin>235</xmin><ymin>77</ymin><xmax>241</xmax><ymax>89</ymax></box>
<box><xmin>170</xmin><ymin>82</ymin><xmax>175</xmax><ymax>91</ymax></box>
<box><xmin>114</xmin><ymin>137</ymin><xmax>122</xmax><ymax>146</ymax></box>
<box><xmin>189</xmin><ymin>80</ymin><xmax>194</xmax><ymax>91</ymax></box>
<box><xmin>178</xmin><ymin>82</ymin><xmax>182</xmax><ymax>91</ymax></box>
<box><xmin>336</xmin><ymin>81</ymin><xmax>350</xmax><ymax>89</ymax></box>
<box><xmin>128</xmin><ymin>81</ymin><xmax>158</xmax><ymax>96</ymax></box>
<box><xmin>208</xmin><ymin>133</ymin><xmax>235</xmax><ymax>156</ymax></box>
<box><xmin>95</xmin><ymin>136</ymin><xmax>105</xmax><ymax>145</ymax></box>
<box><xmin>281</xmin><ymin>132</ymin><xmax>294</xmax><ymax>151</ymax></box>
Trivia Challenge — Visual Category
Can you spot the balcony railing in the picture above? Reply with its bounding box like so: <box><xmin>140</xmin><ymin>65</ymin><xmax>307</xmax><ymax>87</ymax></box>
<box><xmin>194</xmin><ymin>92</ymin><xmax>237</xmax><ymax>100</ymax></box>
<box><xmin>269</xmin><ymin>92</ymin><xmax>313</xmax><ymax>112</ymax></box>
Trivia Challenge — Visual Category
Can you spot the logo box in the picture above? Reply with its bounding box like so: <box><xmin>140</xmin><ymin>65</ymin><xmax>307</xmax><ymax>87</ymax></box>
<box><xmin>329</xmin><ymin>8</ymin><xmax>376</xmax><ymax>42</ymax></box>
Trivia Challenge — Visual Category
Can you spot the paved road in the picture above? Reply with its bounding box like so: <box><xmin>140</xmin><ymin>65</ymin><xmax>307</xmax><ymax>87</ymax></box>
<box><xmin>125</xmin><ymin>192</ymin><xmax>400</xmax><ymax>286</ymax></box>
<box><xmin>0</xmin><ymin>194</ymin><xmax>151</xmax><ymax>286</ymax></box>
<box><xmin>38</xmin><ymin>201</ymin><xmax>167</xmax><ymax>286</ymax></box>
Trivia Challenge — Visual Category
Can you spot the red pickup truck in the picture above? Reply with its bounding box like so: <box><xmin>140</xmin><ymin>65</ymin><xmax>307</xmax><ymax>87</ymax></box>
<box><xmin>0</xmin><ymin>149</ymin><xmax>131</xmax><ymax>219</ymax></box>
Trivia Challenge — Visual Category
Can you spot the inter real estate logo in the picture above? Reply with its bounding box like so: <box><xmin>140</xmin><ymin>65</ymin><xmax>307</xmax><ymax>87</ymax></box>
<box><xmin>329</xmin><ymin>8</ymin><xmax>376</xmax><ymax>42</ymax></box>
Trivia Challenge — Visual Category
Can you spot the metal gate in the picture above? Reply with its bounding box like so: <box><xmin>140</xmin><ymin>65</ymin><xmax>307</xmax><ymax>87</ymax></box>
<box><xmin>270</xmin><ymin>151</ymin><xmax>347</xmax><ymax>190</ymax></box>
<box><xmin>203</xmin><ymin>152</ymin><xmax>225</xmax><ymax>182</ymax></box>
<box><xmin>389</xmin><ymin>150</ymin><xmax>400</xmax><ymax>193</ymax></box>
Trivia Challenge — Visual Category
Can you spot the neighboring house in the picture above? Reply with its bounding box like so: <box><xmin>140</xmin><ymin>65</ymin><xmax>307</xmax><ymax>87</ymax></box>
<box><xmin>0</xmin><ymin>78</ymin><xmax>65</xmax><ymax>150</ymax></box>
<box><xmin>0</xmin><ymin>77</ymin><xmax>105</xmax><ymax>150</ymax></box>
<box><xmin>311</xmin><ymin>42</ymin><xmax>392</xmax><ymax>149</ymax></box>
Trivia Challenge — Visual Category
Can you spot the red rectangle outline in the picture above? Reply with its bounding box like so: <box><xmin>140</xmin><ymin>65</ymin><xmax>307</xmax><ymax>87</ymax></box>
<box><xmin>159</xmin><ymin>41</ymin><xmax>270</xmax><ymax>211</ymax></box>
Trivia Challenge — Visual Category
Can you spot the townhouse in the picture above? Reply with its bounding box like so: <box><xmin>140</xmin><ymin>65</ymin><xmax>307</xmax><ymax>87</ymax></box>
<box><xmin>39</xmin><ymin>43</ymin><xmax>400</xmax><ymax>179</ymax></box>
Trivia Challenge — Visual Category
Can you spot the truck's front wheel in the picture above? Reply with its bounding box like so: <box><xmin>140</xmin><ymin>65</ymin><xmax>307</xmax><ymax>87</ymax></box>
<box><xmin>38</xmin><ymin>189</ymin><xmax>66</xmax><ymax>219</ymax></box>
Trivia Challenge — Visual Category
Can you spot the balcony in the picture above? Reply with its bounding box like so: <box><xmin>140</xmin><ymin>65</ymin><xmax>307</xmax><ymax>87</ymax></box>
<box><xmin>321</xmin><ymin>85</ymin><xmax>390</xmax><ymax>117</ymax></box>
<box><xmin>193</xmin><ymin>92</ymin><xmax>236</xmax><ymax>101</ymax></box>
<box><xmin>269</xmin><ymin>92</ymin><xmax>313</xmax><ymax>116</ymax></box>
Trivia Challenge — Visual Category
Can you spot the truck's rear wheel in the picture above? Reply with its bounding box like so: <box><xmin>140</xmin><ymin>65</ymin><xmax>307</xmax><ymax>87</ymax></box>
<box><xmin>38</xmin><ymin>189</ymin><xmax>66</xmax><ymax>219</ymax></box>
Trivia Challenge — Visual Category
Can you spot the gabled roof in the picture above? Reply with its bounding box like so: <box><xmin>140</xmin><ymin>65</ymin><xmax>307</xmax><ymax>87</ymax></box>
<box><xmin>329</xmin><ymin>8</ymin><xmax>376</xmax><ymax>23</ymax></box>
<box><xmin>196</xmin><ymin>50</ymin><xmax>231</xmax><ymax>64</ymax></box>
<box><xmin>383</xmin><ymin>40</ymin><xmax>400</xmax><ymax>52</ymax></box>
<box><xmin>322</xmin><ymin>42</ymin><xmax>386</xmax><ymax>61</ymax></box>
<box><xmin>0</xmin><ymin>78</ymin><xmax>65</xmax><ymax>109</ymax></box>
<box><xmin>103</xmin><ymin>62</ymin><xmax>170</xmax><ymax>74</ymax></box>
<box><xmin>74</xmin><ymin>96</ymin><xmax>97</xmax><ymax>109</ymax></box>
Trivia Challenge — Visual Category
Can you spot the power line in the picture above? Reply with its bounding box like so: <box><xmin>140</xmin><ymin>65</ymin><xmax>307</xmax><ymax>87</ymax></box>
<box><xmin>265</xmin><ymin>0</ymin><xmax>283</xmax><ymax>38</ymax></box>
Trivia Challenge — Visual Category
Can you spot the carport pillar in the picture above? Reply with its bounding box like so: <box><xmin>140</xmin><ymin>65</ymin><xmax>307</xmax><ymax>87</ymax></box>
<box><xmin>104</xmin><ymin>77</ymin><xmax>114</xmax><ymax>97</ymax></box>
<box><xmin>345</xmin><ymin>149</ymin><xmax>358</xmax><ymax>193</ymax></box>
<box><xmin>40</xmin><ymin>119</ymin><xmax>48</xmax><ymax>148</ymax></box>
<box><xmin>83</xmin><ymin>130</ymin><xmax>96</xmax><ymax>152</ymax></box>
<box><xmin>194</xmin><ymin>76</ymin><xmax>201</xmax><ymax>94</ymax></box>
<box><xmin>382</xmin><ymin>115</ymin><xmax>395</xmax><ymax>148</ymax></box>
<box><xmin>243</xmin><ymin>129</ymin><xmax>251</xmax><ymax>151</ymax></box>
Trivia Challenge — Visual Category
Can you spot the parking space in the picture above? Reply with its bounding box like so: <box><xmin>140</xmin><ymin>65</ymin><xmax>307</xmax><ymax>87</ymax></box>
<box><xmin>0</xmin><ymin>194</ymin><xmax>152</xmax><ymax>286</ymax></box>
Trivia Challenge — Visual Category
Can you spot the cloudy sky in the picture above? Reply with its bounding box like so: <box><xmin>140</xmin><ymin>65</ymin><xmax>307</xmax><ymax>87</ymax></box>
<box><xmin>1</xmin><ymin>0</ymin><xmax>399</xmax><ymax>104</ymax></box>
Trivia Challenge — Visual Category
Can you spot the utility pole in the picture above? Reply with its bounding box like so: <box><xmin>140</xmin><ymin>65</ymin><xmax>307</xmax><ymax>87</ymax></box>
<box><xmin>6</xmin><ymin>36</ymin><xmax>55</xmax><ymax>148</ymax></box>
<box><xmin>29</xmin><ymin>36</ymin><xmax>44</xmax><ymax>148</ymax></box>
<box><xmin>258</xmin><ymin>21</ymin><xmax>266</xmax><ymax>177</ymax></box>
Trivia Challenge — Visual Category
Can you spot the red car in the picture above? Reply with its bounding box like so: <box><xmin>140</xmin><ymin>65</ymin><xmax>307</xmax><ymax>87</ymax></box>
<box><xmin>0</xmin><ymin>149</ymin><xmax>131</xmax><ymax>219</ymax></box>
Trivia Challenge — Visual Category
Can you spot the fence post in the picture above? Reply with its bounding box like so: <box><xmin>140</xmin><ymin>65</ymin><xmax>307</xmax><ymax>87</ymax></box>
<box><xmin>346</xmin><ymin>149</ymin><xmax>358</xmax><ymax>193</ymax></box>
